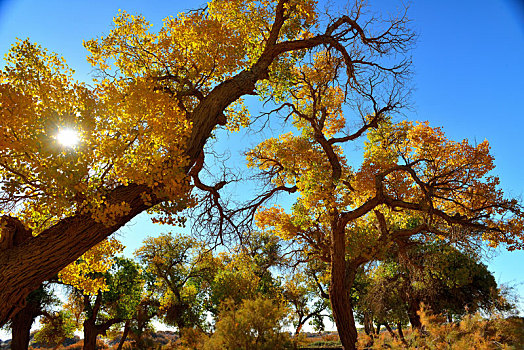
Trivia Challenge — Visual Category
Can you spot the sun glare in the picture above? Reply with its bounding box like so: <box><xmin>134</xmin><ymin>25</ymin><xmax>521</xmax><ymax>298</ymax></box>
<box><xmin>56</xmin><ymin>128</ymin><xmax>80</xmax><ymax>147</ymax></box>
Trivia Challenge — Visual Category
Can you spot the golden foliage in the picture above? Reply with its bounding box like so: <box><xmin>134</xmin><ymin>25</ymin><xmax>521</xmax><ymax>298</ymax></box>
<box><xmin>58</xmin><ymin>237</ymin><xmax>123</xmax><ymax>294</ymax></box>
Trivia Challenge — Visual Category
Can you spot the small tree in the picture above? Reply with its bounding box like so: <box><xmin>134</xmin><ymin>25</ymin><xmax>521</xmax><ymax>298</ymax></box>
<box><xmin>135</xmin><ymin>233</ymin><xmax>212</xmax><ymax>333</ymax></box>
<box><xmin>34</xmin><ymin>310</ymin><xmax>77</xmax><ymax>350</ymax></box>
<box><xmin>63</xmin><ymin>257</ymin><xmax>143</xmax><ymax>350</ymax></box>
<box><xmin>205</xmin><ymin>297</ymin><xmax>293</xmax><ymax>350</ymax></box>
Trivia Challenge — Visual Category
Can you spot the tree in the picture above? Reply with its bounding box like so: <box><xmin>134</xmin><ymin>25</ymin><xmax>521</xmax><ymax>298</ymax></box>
<box><xmin>250</xmin><ymin>52</ymin><xmax>524</xmax><ymax>349</ymax></box>
<box><xmin>204</xmin><ymin>297</ymin><xmax>293</xmax><ymax>350</ymax></box>
<box><xmin>135</xmin><ymin>233</ymin><xmax>212</xmax><ymax>332</ymax></box>
<box><xmin>120</xmin><ymin>295</ymin><xmax>161</xmax><ymax>350</ymax></box>
<box><xmin>282</xmin><ymin>271</ymin><xmax>330</xmax><ymax>336</ymax></box>
<box><xmin>62</xmin><ymin>257</ymin><xmax>143</xmax><ymax>350</ymax></box>
<box><xmin>352</xmin><ymin>264</ymin><xmax>409</xmax><ymax>342</ymax></box>
<box><xmin>368</xmin><ymin>241</ymin><xmax>513</xmax><ymax>329</ymax></box>
<box><xmin>206</xmin><ymin>233</ymin><xmax>284</xmax><ymax>315</ymax></box>
<box><xmin>0</xmin><ymin>0</ymin><xmax>417</xmax><ymax>325</ymax></box>
<box><xmin>106</xmin><ymin>269</ymin><xmax>161</xmax><ymax>349</ymax></box>
<box><xmin>34</xmin><ymin>310</ymin><xmax>77</xmax><ymax>350</ymax></box>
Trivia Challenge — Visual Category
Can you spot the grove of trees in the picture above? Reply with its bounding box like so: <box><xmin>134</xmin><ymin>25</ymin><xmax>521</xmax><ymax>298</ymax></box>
<box><xmin>0</xmin><ymin>0</ymin><xmax>523</xmax><ymax>349</ymax></box>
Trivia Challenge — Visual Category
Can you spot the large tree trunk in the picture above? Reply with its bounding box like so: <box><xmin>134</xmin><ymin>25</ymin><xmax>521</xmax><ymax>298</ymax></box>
<box><xmin>329</xmin><ymin>223</ymin><xmax>358</xmax><ymax>350</ymax></box>
<box><xmin>83</xmin><ymin>296</ymin><xmax>100</xmax><ymax>350</ymax></box>
<box><xmin>0</xmin><ymin>184</ymin><xmax>154</xmax><ymax>327</ymax></box>
<box><xmin>82</xmin><ymin>294</ymin><xmax>122</xmax><ymax>350</ymax></box>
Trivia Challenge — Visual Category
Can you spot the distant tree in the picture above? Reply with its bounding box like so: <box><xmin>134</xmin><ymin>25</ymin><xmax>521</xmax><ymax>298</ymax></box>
<box><xmin>353</xmin><ymin>262</ymin><xmax>413</xmax><ymax>347</ymax></box>
<box><xmin>355</xmin><ymin>241</ymin><xmax>512</xmax><ymax>335</ymax></box>
<box><xmin>207</xmin><ymin>232</ymin><xmax>284</xmax><ymax>315</ymax></box>
<box><xmin>117</xmin><ymin>270</ymin><xmax>161</xmax><ymax>350</ymax></box>
<box><xmin>135</xmin><ymin>233</ymin><xmax>212</xmax><ymax>333</ymax></box>
<box><xmin>34</xmin><ymin>310</ymin><xmax>77</xmax><ymax>350</ymax></box>
<box><xmin>204</xmin><ymin>297</ymin><xmax>293</xmax><ymax>350</ymax></box>
<box><xmin>63</xmin><ymin>257</ymin><xmax>143</xmax><ymax>350</ymax></box>
<box><xmin>281</xmin><ymin>258</ymin><xmax>331</xmax><ymax>336</ymax></box>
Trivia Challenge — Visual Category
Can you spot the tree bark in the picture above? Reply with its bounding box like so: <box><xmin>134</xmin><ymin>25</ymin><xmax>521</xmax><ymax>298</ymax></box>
<box><xmin>10</xmin><ymin>288</ymin><xmax>44</xmax><ymax>350</ymax></box>
<box><xmin>383</xmin><ymin>322</ymin><xmax>397</xmax><ymax>339</ymax></box>
<box><xmin>83</xmin><ymin>295</ymin><xmax>100</xmax><ymax>350</ymax></box>
<box><xmin>0</xmin><ymin>184</ymin><xmax>154</xmax><ymax>326</ymax></box>
<box><xmin>83</xmin><ymin>322</ymin><xmax>98</xmax><ymax>350</ymax></box>
<box><xmin>116</xmin><ymin>320</ymin><xmax>131</xmax><ymax>350</ymax></box>
<box><xmin>83</xmin><ymin>317</ymin><xmax>123</xmax><ymax>350</ymax></box>
<box><xmin>407</xmin><ymin>297</ymin><xmax>422</xmax><ymax>330</ymax></box>
<box><xmin>329</xmin><ymin>222</ymin><xmax>358</xmax><ymax>350</ymax></box>
<box><xmin>10</xmin><ymin>307</ymin><xmax>36</xmax><ymax>350</ymax></box>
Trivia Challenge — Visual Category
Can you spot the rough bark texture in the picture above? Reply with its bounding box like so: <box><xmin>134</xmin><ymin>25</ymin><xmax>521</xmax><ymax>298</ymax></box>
<box><xmin>83</xmin><ymin>321</ymin><xmax>98</xmax><ymax>350</ymax></box>
<box><xmin>329</xmin><ymin>223</ymin><xmax>358</xmax><ymax>350</ymax></box>
<box><xmin>0</xmin><ymin>184</ymin><xmax>153</xmax><ymax>326</ymax></box>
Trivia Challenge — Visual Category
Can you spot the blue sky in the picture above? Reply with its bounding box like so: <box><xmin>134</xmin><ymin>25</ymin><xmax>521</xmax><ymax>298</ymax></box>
<box><xmin>0</xmin><ymin>0</ymin><xmax>523</xmax><ymax>331</ymax></box>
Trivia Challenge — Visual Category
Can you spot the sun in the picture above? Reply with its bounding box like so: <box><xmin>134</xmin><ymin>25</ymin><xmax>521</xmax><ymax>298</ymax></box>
<box><xmin>56</xmin><ymin>128</ymin><xmax>80</xmax><ymax>147</ymax></box>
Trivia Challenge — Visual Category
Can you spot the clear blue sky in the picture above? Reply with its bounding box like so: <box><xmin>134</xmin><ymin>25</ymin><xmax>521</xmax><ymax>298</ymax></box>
<box><xmin>1</xmin><ymin>0</ymin><xmax>523</xmax><ymax>321</ymax></box>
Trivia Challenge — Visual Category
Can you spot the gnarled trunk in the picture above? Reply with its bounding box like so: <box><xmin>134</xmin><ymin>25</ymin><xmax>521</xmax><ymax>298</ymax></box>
<box><xmin>83</xmin><ymin>320</ymin><xmax>98</xmax><ymax>350</ymax></box>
